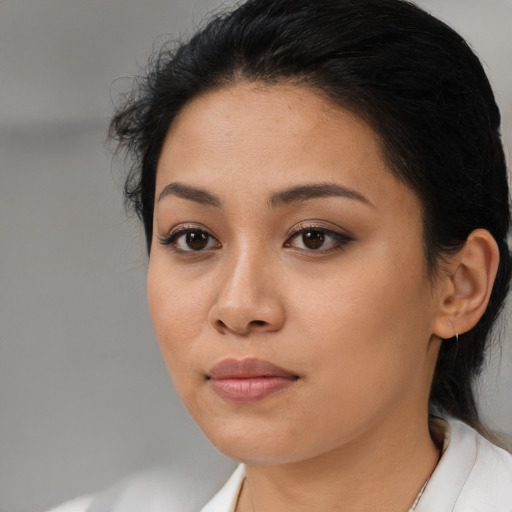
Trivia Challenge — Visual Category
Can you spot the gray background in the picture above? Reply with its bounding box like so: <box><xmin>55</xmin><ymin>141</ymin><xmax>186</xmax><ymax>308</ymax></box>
<box><xmin>1</xmin><ymin>1</ymin><xmax>511</xmax><ymax>511</ymax></box>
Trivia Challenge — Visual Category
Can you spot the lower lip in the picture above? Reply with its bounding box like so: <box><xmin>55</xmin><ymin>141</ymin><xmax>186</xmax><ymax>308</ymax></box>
<box><xmin>209</xmin><ymin>376</ymin><xmax>296</xmax><ymax>404</ymax></box>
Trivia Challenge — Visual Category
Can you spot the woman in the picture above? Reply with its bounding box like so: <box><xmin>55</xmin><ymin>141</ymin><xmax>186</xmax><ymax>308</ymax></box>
<box><xmin>52</xmin><ymin>0</ymin><xmax>512</xmax><ymax>510</ymax></box>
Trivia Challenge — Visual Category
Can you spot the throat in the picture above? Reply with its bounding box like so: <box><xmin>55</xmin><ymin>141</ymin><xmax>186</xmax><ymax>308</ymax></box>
<box><xmin>235</xmin><ymin>426</ymin><xmax>442</xmax><ymax>512</ymax></box>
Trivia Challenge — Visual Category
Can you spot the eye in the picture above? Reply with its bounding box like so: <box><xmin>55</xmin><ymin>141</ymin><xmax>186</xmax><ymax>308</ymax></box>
<box><xmin>159</xmin><ymin>227</ymin><xmax>220</xmax><ymax>252</ymax></box>
<box><xmin>284</xmin><ymin>225</ymin><xmax>352</xmax><ymax>252</ymax></box>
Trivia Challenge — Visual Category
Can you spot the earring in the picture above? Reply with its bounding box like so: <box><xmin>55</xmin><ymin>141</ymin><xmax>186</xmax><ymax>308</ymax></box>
<box><xmin>451</xmin><ymin>331</ymin><xmax>460</xmax><ymax>362</ymax></box>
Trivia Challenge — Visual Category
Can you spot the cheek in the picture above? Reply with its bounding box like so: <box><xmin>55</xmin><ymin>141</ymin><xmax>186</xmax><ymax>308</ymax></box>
<box><xmin>147</xmin><ymin>258</ymin><xmax>211</xmax><ymax>369</ymax></box>
<box><xmin>295</xmin><ymin>250</ymin><xmax>432</xmax><ymax>384</ymax></box>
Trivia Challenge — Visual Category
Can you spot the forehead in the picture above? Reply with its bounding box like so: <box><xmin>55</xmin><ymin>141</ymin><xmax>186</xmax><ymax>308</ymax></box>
<box><xmin>156</xmin><ymin>82</ymin><xmax>418</xmax><ymax>215</ymax></box>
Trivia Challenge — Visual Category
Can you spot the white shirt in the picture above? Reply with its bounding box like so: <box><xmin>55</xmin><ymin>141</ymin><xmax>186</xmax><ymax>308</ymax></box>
<box><xmin>48</xmin><ymin>418</ymin><xmax>512</xmax><ymax>512</ymax></box>
<box><xmin>201</xmin><ymin>418</ymin><xmax>512</xmax><ymax>512</ymax></box>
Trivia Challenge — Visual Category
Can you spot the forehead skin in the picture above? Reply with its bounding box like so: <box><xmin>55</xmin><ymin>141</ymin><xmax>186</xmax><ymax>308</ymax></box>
<box><xmin>156</xmin><ymin>82</ymin><xmax>423</xmax><ymax>241</ymax></box>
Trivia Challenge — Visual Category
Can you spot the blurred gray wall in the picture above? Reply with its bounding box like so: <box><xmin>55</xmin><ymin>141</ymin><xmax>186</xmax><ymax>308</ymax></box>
<box><xmin>0</xmin><ymin>1</ymin><xmax>510</xmax><ymax>511</ymax></box>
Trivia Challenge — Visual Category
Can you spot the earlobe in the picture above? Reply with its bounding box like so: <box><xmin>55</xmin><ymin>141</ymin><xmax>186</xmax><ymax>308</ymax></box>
<box><xmin>433</xmin><ymin>229</ymin><xmax>500</xmax><ymax>340</ymax></box>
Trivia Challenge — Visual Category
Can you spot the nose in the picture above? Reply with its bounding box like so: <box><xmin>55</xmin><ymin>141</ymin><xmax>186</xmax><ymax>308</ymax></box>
<box><xmin>208</xmin><ymin>246</ymin><xmax>286</xmax><ymax>337</ymax></box>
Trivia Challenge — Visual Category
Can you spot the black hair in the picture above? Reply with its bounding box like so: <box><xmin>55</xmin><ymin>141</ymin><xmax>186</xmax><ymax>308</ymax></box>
<box><xmin>109</xmin><ymin>0</ymin><xmax>511</xmax><ymax>431</ymax></box>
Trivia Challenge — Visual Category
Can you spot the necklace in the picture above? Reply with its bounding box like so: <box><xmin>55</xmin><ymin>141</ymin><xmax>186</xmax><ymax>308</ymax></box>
<box><xmin>241</xmin><ymin>474</ymin><xmax>431</xmax><ymax>512</ymax></box>
<box><xmin>408</xmin><ymin>475</ymin><xmax>431</xmax><ymax>512</ymax></box>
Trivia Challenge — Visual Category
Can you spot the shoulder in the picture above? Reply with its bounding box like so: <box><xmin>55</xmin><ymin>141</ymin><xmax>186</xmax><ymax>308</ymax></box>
<box><xmin>452</xmin><ymin>419</ymin><xmax>512</xmax><ymax>511</ymax></box>
<box><xmin>418</xmin><ymin>417</ymin><xmax>512</xmax><ymax>512</ymax></box>
<box><xmin>45</xmin><ymin>464</ymin><xmax>236</xmax><ymax>512</ymax></box>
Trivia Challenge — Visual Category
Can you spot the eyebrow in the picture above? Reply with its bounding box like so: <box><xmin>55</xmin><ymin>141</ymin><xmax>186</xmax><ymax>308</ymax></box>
<box><xmin>157</xmin><ymin>181</ymin><xmax>373</xmax><ymax>208</ymax></box>
<box><xmin>158</xmin><ymin>182</ymin><xmax>221</xmax><ymax>207</ymax></box>
<box><xmin>269</xmin><ymin>182</ymin><xmax>373</xmax><ymax>208</ymax></box>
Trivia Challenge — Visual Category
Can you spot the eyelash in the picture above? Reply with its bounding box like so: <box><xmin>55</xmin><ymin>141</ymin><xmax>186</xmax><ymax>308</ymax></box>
<box><xmin>158</xmin><ymin>225</ymin><xmax>220</xmax><ymax>253</ymax></box>
<box><xmin>158</xmin><ymin>223</ymin><xmax>353</xmax><ymax>254</ymax></box>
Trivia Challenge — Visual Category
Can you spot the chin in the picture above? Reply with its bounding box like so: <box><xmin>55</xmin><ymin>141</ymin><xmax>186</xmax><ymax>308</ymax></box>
<box><xmin>198</xmin><ymin>419</ymin><xmax>319</xmax><ymax>466</ymax></box>
<box><xmin>195</xmin><ymin>419</ymin><xmax>279</xmax><ymax>462</ymax></box>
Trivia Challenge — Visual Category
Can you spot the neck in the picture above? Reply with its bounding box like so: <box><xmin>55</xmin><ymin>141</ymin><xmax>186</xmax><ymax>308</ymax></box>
<box><xmin>237</xmin><ymin>413</ymin><xmax>441</xmax><ymax>512</ymax></box>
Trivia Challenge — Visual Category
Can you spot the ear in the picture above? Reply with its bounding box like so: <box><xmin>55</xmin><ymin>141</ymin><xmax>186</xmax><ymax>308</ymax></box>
<box><xmin>433</xmin><ymin>229</ymin><xmax>500</xmax><ymax>339</ymax></box>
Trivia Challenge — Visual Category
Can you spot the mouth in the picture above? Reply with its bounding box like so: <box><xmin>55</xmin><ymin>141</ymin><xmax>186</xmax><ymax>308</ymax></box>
<box><xmin>206</xmin><ymin>358</ymin><xmax>299</xmax><ymax>404</ymax></box>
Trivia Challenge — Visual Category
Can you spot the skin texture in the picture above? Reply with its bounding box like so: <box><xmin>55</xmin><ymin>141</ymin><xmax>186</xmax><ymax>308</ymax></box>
<box><xmin>147</xmin><ymin>83</ymin><xmax>498</xmax><ymax>511</ymax></box>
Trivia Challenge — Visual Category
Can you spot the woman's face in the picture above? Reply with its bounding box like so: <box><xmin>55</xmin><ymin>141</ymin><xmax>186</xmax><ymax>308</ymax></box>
<box><xmin>148</xmin><ymin>83</ymin><xmax>443</xmax><ymax>465</ymax></box>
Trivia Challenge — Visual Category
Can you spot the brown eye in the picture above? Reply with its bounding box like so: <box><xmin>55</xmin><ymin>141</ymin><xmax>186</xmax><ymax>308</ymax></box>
<box><xmin>186</xmin><ymin>230</ymin><xmax>209</xmax><ymax>250</ymax></box>
<box><xmin>285</xmin><ymin>225</ymin><xmax>353</xmax><ymax>253</ymax></box>
<box><xmin>159</xmin><ymin>227</ymin><xmax>220</xmax><ymax>252</ymax></box>
<box><xmin>302</xmin><ymin>230</ymin><xmax>325</xmax><ymax>249</ymax></box>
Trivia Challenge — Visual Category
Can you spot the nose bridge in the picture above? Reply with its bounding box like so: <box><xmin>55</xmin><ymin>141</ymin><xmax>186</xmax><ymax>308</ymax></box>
<box><xmin>209</xmin><ymin>236</ymin><xmax>285</xmax><ymax>335</ymax></box>
<box><xmin>225</xmin><ymin>239</ymin><xmax>265</xmax><ymax>297</ymax></box>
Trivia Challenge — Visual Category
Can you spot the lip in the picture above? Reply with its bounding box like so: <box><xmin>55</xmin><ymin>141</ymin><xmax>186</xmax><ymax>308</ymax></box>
<box><xmin>207</xmin><ymin>358</ymin><xmax>299</xmax><ymax>404</ymax></box>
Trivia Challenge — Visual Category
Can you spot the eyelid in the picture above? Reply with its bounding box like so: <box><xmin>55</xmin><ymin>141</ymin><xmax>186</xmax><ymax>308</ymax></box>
<box><xmin>286</xmin><ymin>221</ymin><xmax>353</xmax><ymax>239</ymax></box>
<box><xmin>159</xmin><ymin>222</ymin><xmax>210</xmax><ymax>239</ymax></box>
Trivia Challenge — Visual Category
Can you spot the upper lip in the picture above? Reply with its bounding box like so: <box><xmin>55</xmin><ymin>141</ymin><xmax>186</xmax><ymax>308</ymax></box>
<box><xmin>207</xmin><ymin>358</ymin><xmax>298</xmax><ymax>380</ymax></box>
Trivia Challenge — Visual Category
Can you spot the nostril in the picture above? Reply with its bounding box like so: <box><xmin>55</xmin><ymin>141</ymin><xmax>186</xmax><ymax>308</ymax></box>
<box><xmin>216</xmin><ymin>319</ymin><xmax>228</xmax><ymax>331</ymax></box>
<box><xmin>211</xmin><ymin>313</ymin><xmax>278</xmax><ymax>335</ymax></box>
<box><xmin>214</xmin><ymin>318</ymin><xmax>267</xmax><ymax>334</ymax></box>
<box><xmin>250</xmin><ymin>320</ymin><xmax>268</xmax><ymax>327</ymax></box>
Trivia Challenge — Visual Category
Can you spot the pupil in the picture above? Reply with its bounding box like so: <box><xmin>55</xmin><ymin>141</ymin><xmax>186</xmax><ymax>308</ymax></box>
<box><xmin>303</xmin><ymin>230</ymin><xmax>324</xmax><ymax>249</ymax></box>
<box><xmin>186</xmin><ymin>231</ymin><xmax>208</xmax><ymax>250</ymax></box>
